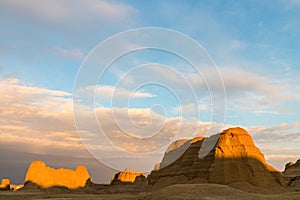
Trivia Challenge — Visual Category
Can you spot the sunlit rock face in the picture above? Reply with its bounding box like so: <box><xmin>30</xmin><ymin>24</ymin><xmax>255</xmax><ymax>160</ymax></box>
<box><xmin>24</xmin><ymin>161</ymin><xmax>90</xmax><ymax>189</ymax></box>
<box><xmin>283</xmin><ymin>159</ymin><xmax>300</xmax><ymax>191</ymax></box>
<box><xmin>110</xmin><ymin>168</ymin><xmax>146</xmax><ymax>185</ymax></box>
<box><xmin>0</xmin><ymin>178</ymin><xmax>10</xmax><ymax>190</ymax></box>
<box><xmin>10</xmin><ymin>184</ymin><xmax>24</xmax><ymax>191</ymax></box>
<box><xmin>148</xmin><ymin>127</ymin><xmax>287</xmax><ymax>191</ymax></box>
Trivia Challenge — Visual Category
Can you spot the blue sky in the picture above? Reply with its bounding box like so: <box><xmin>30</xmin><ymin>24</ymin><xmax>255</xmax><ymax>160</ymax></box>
<box><xmin>0</xmin><ymin>0</ymin><xmax>300</xmax><ymax>183</ymax></box>
<box><xmin>1</xmin><ymin>0</ymin><xmax>299</xmax><ymax>126</ymax></box>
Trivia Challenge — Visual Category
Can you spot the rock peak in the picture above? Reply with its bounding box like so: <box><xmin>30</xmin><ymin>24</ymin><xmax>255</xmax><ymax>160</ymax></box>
<box><xmin>221</xmin><ymin>127</ymin><xmax>250</xmax><ymax>135</ymax></box>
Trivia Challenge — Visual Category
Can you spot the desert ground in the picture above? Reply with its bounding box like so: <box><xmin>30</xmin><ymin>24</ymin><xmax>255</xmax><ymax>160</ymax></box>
<box><xmin>1</xmin><ymin>184</ymin><xmax>300</xmax><ymax>200</ymax></box>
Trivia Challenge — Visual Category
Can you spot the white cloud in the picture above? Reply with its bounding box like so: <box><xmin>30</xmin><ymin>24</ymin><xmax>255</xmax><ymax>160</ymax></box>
<box><xmin>129</xmin><ymin>65</ymin><xmax>300</xmax><ymax>113</ymax></box>
<box><xmin>0</xmin><ymin>0</ymin><xmax>70</xmax><ymax>23</ymax></box>
<box><xmin>53</xmin><ymin>47</ymin><xmax>84</xmax><ymax>59</ymax></box>
<box><xmin>171</xmin><ymin>100</ymin><xmax>210</xmax><ymax>115</ymax></box>
<box><xmin>76</xmin><ymin>85</ymin><xmax>154</xmax><ymax>102</ymax></box>
<box><xmin>0</xmin><ymin>77</ymin><xmax>224</xmax><ymax>169</ymax></box>
<box><xmin>0</xmin><ymin>77</ymin><xmax>299</xmax><ymax>172</ymax></box>
<box><xmin>245</xmin><ymin>124</ymin><xmax>300</xmax><ymax>170</ymax></box>
<box><xmin>247</xmin><ymin>122</ymin><xmax>300</xmax><ymax>140</ymax></box>
<box><xmin>0</xmin><ymin>0</ymin><xmax>137</xmax><ymax>25</ymax></box>
<box><xmin>0</xmin><ymin>78</ymin><xmax>70</xmax><ymax>97</ymax></box>
<box><xmin>265</xmin><ymin>154</ymin><xmax>300</xmax><ymax>171</ymax></box>
<box><xmin>1</xmin><ymin>0</ymin><xmax>134</xmax><ymax>22</ymax></box>
<box><xmin>85</xmin><ymin>0</ymin><xmax>136</xmax><ymax>21</ymax></box>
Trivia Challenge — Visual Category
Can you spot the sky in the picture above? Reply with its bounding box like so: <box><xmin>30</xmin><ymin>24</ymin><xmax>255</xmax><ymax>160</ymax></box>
<box><xmin>0</xmin><ymin>0</ymin><xmax>300</xmax><ymax>184</ymax></box>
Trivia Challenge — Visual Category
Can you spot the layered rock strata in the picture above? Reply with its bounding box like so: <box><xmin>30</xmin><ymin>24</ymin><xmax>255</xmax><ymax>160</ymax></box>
<box><xmin>148</xmin><ymin>127</ymin><xmax>287</xmax><ymax>192</ymax></box>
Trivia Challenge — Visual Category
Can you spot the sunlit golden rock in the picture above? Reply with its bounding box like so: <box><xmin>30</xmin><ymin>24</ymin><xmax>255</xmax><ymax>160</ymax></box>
<box><xmin>191</xmin><ymin>136</ymin><xmax>205</xmax><ymax>144</ymax></box>
<box><xmin>24</xmin><ymin>161</ymin><xmax>90</xmax><ymax>189</ymax></box>
<box><xmin>10</xmin><ymin>184</ymin><xmax>24</xmax><ymax>191</ymax></box>
<box><xmin>208</xmin><ymin>127</ymin><xmax>282</xmax><ymax>186</ymax></box>
<box><xmin>0</xmin><ymin>178</ymin><xmax>10</xmax><ymax>190</ymax></box>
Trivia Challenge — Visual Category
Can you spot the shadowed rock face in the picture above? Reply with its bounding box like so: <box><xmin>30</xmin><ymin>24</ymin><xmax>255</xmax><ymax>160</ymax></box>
<box><xmin>283</xmin><ymin>159</ymin><xmax>300</xmax><ymax>191</ymax></box>
<box><xmin>159</xmin><ymin>139</ymin><xmax>192</xmax><ymax>169</ymax></box>
<box><xmin>24</xmin><ymin>161</ymin><xmax>90</xmax><ymax>189</ymax></box>
<box><xmin>0</xmin><ymin>178</ymin><xmax>10</xmax><ymax>190</ymax></box>
<box><xmin>148</xmin><ymin>127</ymin><xmax>287</xmax><ymax>192</ymax></box>
<box><xmin>110</xmin><ymin>168</ymin><xmax>146</xmax><ymax>185</ymax></box>
<box><xmin>154</xmin><ymin>137</ymin><xmax>205</xmax><ymax>171</ymax></box>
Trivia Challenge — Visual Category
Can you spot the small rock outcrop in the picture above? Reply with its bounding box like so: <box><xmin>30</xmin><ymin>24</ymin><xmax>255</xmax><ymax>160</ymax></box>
<box><xmin>10</xmin><ymin>184</ymin><xmax>24</xmax><ymax>191</ymax></box>
<box><xmin>24</xmin><ymin>161</ymin><xmax>90</xmax><ymax>189</ymax></box>
<box><xmin>148</xmin><ymin>127</ymin><xmax>287</xmax><ymax>193</ymax></box>
<box><xmin>0</xmin><ymin>179</ymin><xmax>10</xmax><ymax>191</ymax></box>
<box><xmin>283</xmin><ymin>159</ymin><xmax>300</xmax><ymax>191</ymax></box>
<box><xmin>110</xmin><ymin>168</ymin><xmax>146</xmax><ymax>185</ymax></box>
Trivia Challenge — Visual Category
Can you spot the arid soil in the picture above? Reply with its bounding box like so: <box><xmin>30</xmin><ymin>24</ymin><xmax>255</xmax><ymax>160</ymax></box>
<box><xmin>1</xmin><ymin>184</ymin><xmax>300</xmax><ymax>200</ymax></box>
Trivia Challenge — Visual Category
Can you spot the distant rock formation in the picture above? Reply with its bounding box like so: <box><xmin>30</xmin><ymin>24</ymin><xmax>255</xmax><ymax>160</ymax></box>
<box><xmin>148</xmin><ymin>127</ymin><xmax>287</xmax><ymax>193</ymax></box>
<box><xmin>283</xmin><ymin>159</ymin><xmax>300</xmax><ymax>191</ymax></box>
<box><xmin>23</xmin><ymin>161</ymin><xmax>90</xmax><ymax>189</ymax></box>
<box><xmin>10</xmin><ymin>184</ymin><xmax>24</xmax><ymax>191</ymax></box>
<box><xmin>0</xmin><ymin>178</ymin><xmax>10</xmax><ymax>191</ymax></box>
<box><xmin>111</xmin><ymin>168</ymin><xmax>146</xmax><ymax>185</ymax></box>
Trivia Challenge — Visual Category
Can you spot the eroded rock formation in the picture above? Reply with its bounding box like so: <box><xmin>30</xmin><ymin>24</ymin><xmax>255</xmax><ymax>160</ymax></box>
<box><xmin>111</xmin><ymin>168</ymin><xmax>146</xmax><ymax>185</ymax></box>
<box><xmin>0</xmin><ymin>178</ymin><xmax>10</xmax><ymax>191</ymax></box>
<box><xmin>283</xmin><ymin>159</ymin><xmax>300</xmax><ymax>191</ymax></box>
<box><xmin>24</xmin><ymin>161</ymin><xmax>90</xmax><ymax>189</ymax></box>
<box><xmin>148</xmin><ymin>127</ymin><xmax>287</xmax><ymax>192</ymax></box>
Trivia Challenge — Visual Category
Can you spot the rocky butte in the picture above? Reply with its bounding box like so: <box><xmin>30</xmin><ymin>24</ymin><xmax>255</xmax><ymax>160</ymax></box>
<box><xmin>24</xmin><ymin>161</ymin><xmax>90</xmax><ymax>189</ymax></box>
<box><xmin>110</xmin><ymin>168</ymin><xmax>146</xmax><ymax>185</ymax></box>
<box><xmin>148</xmin><ymin>127</ymin><xmax>288</xmax><ymax>193</ymax></box>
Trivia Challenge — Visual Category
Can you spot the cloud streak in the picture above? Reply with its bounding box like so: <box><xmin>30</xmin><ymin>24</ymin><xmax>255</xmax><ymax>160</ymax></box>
<box><xmin>0</xmin><ymin>0</ymin><xmax>137</xmax><ymax>25</ymax></box>
<box><xmin>76</xmin><ymin>85</ymin><xmax>155</xmax><ymax>103</ymax></box>
<box><xmin>53</xmin><ymin>47</ymin><xmax>85</xmax><ymax>60</ymax></box>
<box><xmin>111</xmin><ymin>63</ymin><xmax>300</xmax><ymax>114</ymax></box>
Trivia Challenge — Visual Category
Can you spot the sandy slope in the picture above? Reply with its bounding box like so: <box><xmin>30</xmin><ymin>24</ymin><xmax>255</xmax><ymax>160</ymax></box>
<box><xmin>1</xmin><ymin>184</ymin><xmax>300</xmax><ymax>200</ymax></box>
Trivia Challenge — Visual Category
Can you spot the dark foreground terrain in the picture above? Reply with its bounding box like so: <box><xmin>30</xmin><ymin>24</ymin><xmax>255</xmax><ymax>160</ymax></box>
<box><xmin>1</xmin><ymin>184</ymin><xmax>300</xmax><ymax>200</ymax></box>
